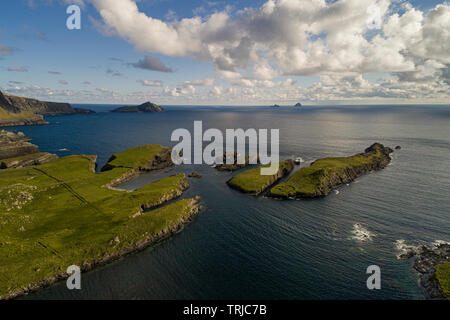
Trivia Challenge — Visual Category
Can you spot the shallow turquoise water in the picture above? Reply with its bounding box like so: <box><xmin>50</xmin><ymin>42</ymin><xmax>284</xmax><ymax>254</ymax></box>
<box><xmin>9</xmin><ymin>104</ymin><xmax>450</xmax><ymax>300</ymax></box>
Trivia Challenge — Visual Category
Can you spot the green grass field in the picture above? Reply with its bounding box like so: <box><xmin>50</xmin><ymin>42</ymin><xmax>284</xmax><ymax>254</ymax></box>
<box><xmin>435</xmin><ymin>261</ymin><xmax>450</xmax><ymax>299</ymax></box>
<box><xmin>269</xmin><ymin>147</ymin><xmax>387</xmax><ymax>198</ymax></box>
<box><xmin>227</xmin><ymin>161</ymin><xmax>293</xmax><ymax>195</ymax></box>
<box><xmin>0</xmin><ymin>145</ymin><xmax>198</xmax><ymax>299</ymax></box>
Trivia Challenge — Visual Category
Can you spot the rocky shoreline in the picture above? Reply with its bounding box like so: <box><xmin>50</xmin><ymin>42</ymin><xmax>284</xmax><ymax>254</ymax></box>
<box><xmin>5</xmin><ymin>197</ymin><xmax>201</xmax><ymax>300</ymax></box>
<box><xmin>0</xmin><ymin>91</ymin><xmax>95</xmax><ymax>127</ymax></box>
<box><xmin>398</xmin><ymin>241</ymin><xmax>449</xmax><ymax>299</ymax></box>
<box><xmin>0</xmin><ymin>130</ymin><xmax>58</xmax><ymax>169</ymax></box>
<box><xmin>227</xmin><ymin>160</ymin><xmax>295</xmax><ymax>196</ymax></box>
<box><xmin>268</xmin><ymin>143</ymin><xmax>394</xmax><ymax>199</ymax></box>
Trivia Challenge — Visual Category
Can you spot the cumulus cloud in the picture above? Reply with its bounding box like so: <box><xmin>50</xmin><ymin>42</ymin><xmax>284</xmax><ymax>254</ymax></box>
<box><xmin>58</xmin><ymin>80</ymin><xmax>69</xmax><ymax>85</ymax></box>
<box><xmin>129</xmin><ymin>56</ymin><xmax>173</xmax><ymax>72</ymax></box>
<box><xmin>48</xmin><ymin>71</ymin><xmax>62</xmax><ymax>75</ymax></box>
<box><xmin>90</xmin><ymin>0</ymin><xmax>450</xmax><ymax>88</ymax></box>
<box><xmin>8</xmin><ymin>67</ymin><xmax>28</xmax><ymax>72</ymax></box>
<box><xmin>137</xmin><ymin>80</ymin><xmax>163</xmax><ymax>87</ymax></box>
<box><xmin>182</xmin><ymin>78</ymin><xmax>215</xmax><ymax>87</ymax></box>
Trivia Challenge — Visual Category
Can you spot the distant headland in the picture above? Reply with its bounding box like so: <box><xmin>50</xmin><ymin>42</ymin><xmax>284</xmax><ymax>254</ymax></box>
<box><xmin>0</xmin><ymin>91</ymin><xmax>95</xmax><ymax>127</ymax></box>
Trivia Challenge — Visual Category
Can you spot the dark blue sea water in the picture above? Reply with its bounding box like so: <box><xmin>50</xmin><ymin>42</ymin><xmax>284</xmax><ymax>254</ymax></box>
<box><xmin>8</xmin><ymin>104</ymin><xmax>450</xmax><ymax>300</ymax></box>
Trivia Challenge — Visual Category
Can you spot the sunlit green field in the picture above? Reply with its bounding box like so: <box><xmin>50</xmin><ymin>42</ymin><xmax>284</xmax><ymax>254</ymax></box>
<box><xmin>0</xmin><ymin>145</ymin><xmax>198</xmax><ymax>299</ymax></box>
<box><xmin>269</xmin><ymin>146</ymin><xmax>387</xmax><ymax>198</ymax></box>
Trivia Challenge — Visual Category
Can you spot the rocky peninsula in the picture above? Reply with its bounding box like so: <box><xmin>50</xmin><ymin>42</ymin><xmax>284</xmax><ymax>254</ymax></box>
<box><xmin>398</xmin><ymin>241</ymin><xmax>449</xmax><ymax>299</ymax></box>
<box><xmin>268</xmin><ymin>143</ymin><xmax>394</xmax><ymax>199</ymax></box>
<box><xmin>110</xmin><ymin>101</ymin><xmax>164</xmax><ymax>113</ymax></box>
<box><xmin>0</xmin><ymin>91</ymin><xmax>95</xmax><ymax>127</ymax></box>
<box><xmin>0</xmin><ymin>130</ymin><xmax>58</xmax><ymax>169</ymax></box>
<box><xmin>0</xmin><ymin>139</ymin><xmax>201</xmax><ymax>300</ymax></box>
<box><xmin>227</xmin><ymin>160</ymin><xmax>295</xmax><ymax>196</ymax></box>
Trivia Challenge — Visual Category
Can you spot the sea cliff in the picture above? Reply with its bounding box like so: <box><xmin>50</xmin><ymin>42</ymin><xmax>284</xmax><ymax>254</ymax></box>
<box><xmin>0</xmin><ymin>91</ymin><xmax>95</xmax><ymax>127</ymax></box>
<box><xmin>268</xmin><ymin>143</ymin><xmax>394</xmax><ymax>199</ymax></box>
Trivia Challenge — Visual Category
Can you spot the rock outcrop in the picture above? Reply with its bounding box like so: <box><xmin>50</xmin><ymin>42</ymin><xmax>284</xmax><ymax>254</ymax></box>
<box><xmin>227</xmin><ymin>160</ymin><xmax>295</xmax><ymax>196</ymax></box>
<box><xmin>0</xmin><ymin>130</ymin><xmax>58</xmax><ymax>169</ymax></box>
<box><xmin>268</xmin><ymin>143</ymin><xmax>394</xmax><ymax>199</ymax></box>
<box><xmin>399</xmin><ymin>242</ymin><xmax>449</xmax><ymax>299</ymax></box>
<box><xmin>110</xmin><ymin>102</ymin><xmax>164</xmax><ymax>113</ymax></box>
<box><xmin>0</xmin><ymin>91</ymin><xmax>95</xmax><ymax>127</ymax></box>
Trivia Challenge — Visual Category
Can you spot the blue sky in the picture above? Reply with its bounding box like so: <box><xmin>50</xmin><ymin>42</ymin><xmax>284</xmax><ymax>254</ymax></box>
<box><xmin>0</xmin><ymin>0</ymin><xmax>449</xmax><ymax>105</ymax></box>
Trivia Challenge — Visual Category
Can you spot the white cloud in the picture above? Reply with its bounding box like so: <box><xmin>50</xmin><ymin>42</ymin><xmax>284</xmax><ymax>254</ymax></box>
<box><xmin>90</xmin><ymin>0</ymin><xmax>450</xmax><ymax>91</ymax></box>
<box><xmin>137</xmin><ymin>80</ymin><xmax>163</xmax><ymax>87</ymax></box>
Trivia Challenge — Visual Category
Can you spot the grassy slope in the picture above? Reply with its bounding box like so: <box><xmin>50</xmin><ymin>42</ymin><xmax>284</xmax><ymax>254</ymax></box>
<box><xmin>227</xmin><ymin>161</ymin><xmax>292</xmax><ymax>194</ymax></box>
<box><xmin>0</xmin><ymin>108</ymin><xmax>36</xmax><ymax>120</ymax></box>
<box><xmin>106</xmin><ymin>145</ymin><xmax>164</xmax><ymax>168</ymax></box>
<box><xmin>435</xmin><ymin>261</ymin><xmax>450</xmax><ymax>299</ymax></box>
<box><xmin>270</xmin><ymin>149</ymin><xmax>384</xmax><ymax>197</ymax></box>
<box><xmin>0</xmin><ymin>145</ymin><xmax>196</xmax><ymax>298</ymax></box>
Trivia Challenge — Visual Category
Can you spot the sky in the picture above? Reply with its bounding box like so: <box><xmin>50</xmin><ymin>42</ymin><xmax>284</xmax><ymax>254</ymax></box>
<box><xmin>0</xmin><ymin>0</ymin><xmax>449</xmax><ymax>105</ymax></box>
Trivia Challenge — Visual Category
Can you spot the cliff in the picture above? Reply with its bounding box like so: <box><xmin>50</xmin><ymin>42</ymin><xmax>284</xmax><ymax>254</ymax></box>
<box><xmin>0</xmin><ymin>130</ymin><xmax>58</xmax><ymax>169</ymax></box>
<box><xmin>227</xmin><ymin>160</ymin><xmax>295</xmax><ymax>196</ymax></box>
<box><xmin>268</xmin><ymin>143</ymin><xmax>394</xmax><ymax>199</ymax></box>
<box><xmin>111</xmin><ymin>101</ymin><xmax>164</xmax><ymax>113</ymax></box>
<box><xmin>399</xmin><ymin>242</ymin><xmax>449</xmax><ymax>300</ymax></box>
<box><xmin>0</xmin><ymin>91</ymin><xmax>95</xmax><ymax>127</ymax></box>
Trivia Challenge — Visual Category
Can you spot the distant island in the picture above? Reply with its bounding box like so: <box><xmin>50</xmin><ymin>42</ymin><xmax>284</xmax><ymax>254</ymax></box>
<box><xmin>295</xmin><ymin>103</ymin><xmax>302</xmax><ymax>107</ymax></box>
<box><xmin>0</xmin><ymin>91</ymin><xmax>95</xmax><ymax>127</ymax></box>
<box><xmin>111</xmin><ymin>102</ymin><xmax>164</xmax><ymax>113</ymax></box>
<box><xmin>272</xmin><ymin>104</ymin><xmax>280</xmax><ymax>108</ymax></box>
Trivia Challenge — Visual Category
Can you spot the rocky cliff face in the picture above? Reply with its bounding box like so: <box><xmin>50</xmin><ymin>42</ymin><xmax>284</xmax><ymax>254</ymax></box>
<box><xmin>268</xmin><ymin>143</ymin><xmax>394</xmax><ymax>199</ymax></box>
<box><xmin>0</xmin><ymin>91</ymin><xmax>95</xmax><ymax>127</ymax></box>
<box><xmin>311</xmin><ymin>143</ymin><xmax>393</xmax><ymax>197</ymax></box>
<box><xmin>399</xmin><ymin>242</ymin><xmax>449</xmax><ymax>299</ymax></box>
<box><xmin>0</xmin><ymin>130</ymin><xmax>58</xmax><ymax>169</ymax></box>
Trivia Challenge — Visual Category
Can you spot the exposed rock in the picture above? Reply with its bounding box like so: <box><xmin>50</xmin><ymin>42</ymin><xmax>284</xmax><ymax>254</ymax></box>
<box><xmin>395</xmin><ymin>146</ymin><xmax>402</xmax><ymax>150</ymax></box>
<box><xmin>188</xmin><ymin>171</ymin><xmax>203</xmax><ymax>179</ymax></box>
<box><xmin>73</xmin><ymin>107</ymin><xmax>96</xmax><ymax>114</ymax></box>
<box><xmin>110</xmin><ymin>102</ymin><xmax>164</xmax><ymax>113</ymax></box>
<box><xmin>227</xmin><ymin>159</ymin><xmax>295</xmax><ymax>196</ymax></box>
<box><xmin>0</xmin><ymin>91</ymin><xmax>95</xmax><ymax>127</ymax></box>
<box><xmin>215</xmin><ymin>152</ymin><xmax>258</xmax><ymax>172</ymax></box>
<box><xmin>0</xmin><ymin>130</ymin><xmax>58</xmax><ymax>169</ymax></box>
<box><xmin>398</xmin><ymin>242</ymin><xmax>449</xmax><ymax>299</ymax></box>
<box><xmin>295</xmin><ymin>103</ymin><xmax>302</xmax><ymax>107</ymax></box>
<box><xmin>268</xmin><ymin>143</ymin><xmax>394</xmax><ymax>199</ymax></box>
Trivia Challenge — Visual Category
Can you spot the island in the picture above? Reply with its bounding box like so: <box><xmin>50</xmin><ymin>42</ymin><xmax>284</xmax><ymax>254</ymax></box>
<box><xmin>268</xmin><ymin>143</ymin><xmax>394</xmax><ymax>199</ymax></box>
<box><xmin>227</xmin><ymin>160</ymin><xmax>294</xmax><ymax>196</ymax></box>
<box><xmin>0</xmin><ymin>131</ymin><xmax>201</xmax><ymax>300</ymax></box>
<box><xmin>214</xmin><ymin>152</ymin><xmax>256</xmax><ymax>172</ymax></box>
<box><xmin>272</xmin><ymin>104</ymin><xmax>280</xmax><ymax>108</ymax></box>
<box><xmin>294</xmin><ymin>103</ymin><xmax>302</xmax><ymax>107</ymax></box>
<box><xmin>0</xmin><ymin>91</ymin><xmax>95</xmax><ymax>127</ymax></box>
<box><xmin>110</xmin><ymin>101</ymin><xmax>164</xmax><ymax>113</ymax></box>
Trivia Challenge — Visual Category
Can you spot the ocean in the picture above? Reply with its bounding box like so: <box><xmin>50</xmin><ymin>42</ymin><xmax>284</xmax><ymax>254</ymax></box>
<box><xmin>10</xmin><ymin>104</ymin><xmax>450</xmax><ymax>300</ymax></box>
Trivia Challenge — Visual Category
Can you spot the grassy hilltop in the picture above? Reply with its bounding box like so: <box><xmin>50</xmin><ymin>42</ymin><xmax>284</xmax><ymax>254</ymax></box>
<box><xmin>269</xmin><ymin>143</ymin><xmax>393</xmax><ymax>199</ymax></box>
<box><xmin>227</xmin><ymin>160</ymin><xmax>294</xmax><ymax>195</ymax></box>
<box><xmin>0</xmin><ymin>144</ymin><xmax>200</xmax><ymax>299</ymax></box>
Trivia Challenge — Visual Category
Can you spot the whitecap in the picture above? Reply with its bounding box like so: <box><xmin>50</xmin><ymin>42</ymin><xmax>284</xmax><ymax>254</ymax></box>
<box><xmin>394</xmin><ymin>239</ymin><xmax>422</xmax><ymax>259</ymax></box>
<box><xmin>350</xmin><ymin>223</ymin><xmax>374</xmax><ymax>242</ymax></box>
<box><xmin>58</xmin><ymin>148</ymin><xmax>69</xmax><ymax>152</ymax></box>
